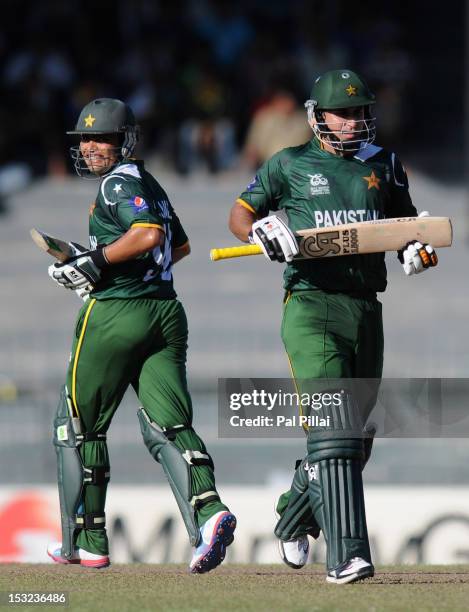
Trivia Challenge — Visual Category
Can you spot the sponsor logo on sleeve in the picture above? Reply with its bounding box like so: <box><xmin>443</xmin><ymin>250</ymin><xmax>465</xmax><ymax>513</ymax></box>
<box><xmin>130</xmin><ymin>195</ymin><xmax>149</xmax><ymax>213</ymax></box>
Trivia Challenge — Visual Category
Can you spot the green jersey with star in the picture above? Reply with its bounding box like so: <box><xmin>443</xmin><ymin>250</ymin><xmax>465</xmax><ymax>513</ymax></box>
<box><xmin>238</xmin><ymin>138</ymin><xmax>417</xmax><ymax>293</ymax></box>
<box><xmin>89</xmin><ymin>160</ymin><xmax>188</xmax><ymax>299</ymax></box>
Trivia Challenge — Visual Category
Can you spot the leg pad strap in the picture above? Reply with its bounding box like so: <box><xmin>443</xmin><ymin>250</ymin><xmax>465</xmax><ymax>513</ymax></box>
<box><xmin>76</xmin><ymin>512</ymin><xmax>106</xmax><ymax>530</ymax></box>
<box><xmin>191</xmin><ymin>490</ymin><xmax>220</xmax><ymax>509</ymax></box>
<box><xmin>306</xmin><ymin>435</ymin><xmax>365</xmax><ymax>463</ymax></box>
<box><xmin>83</xmin><ymin>466</ymin><xmax>111</xmax><ymax>485</ymax></box>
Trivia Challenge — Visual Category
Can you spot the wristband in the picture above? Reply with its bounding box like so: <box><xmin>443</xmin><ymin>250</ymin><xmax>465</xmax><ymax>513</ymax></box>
<box><xmin>89</xmin><ymin>247</ymin><xmax>110</xmax><ymax>269</ymax></box>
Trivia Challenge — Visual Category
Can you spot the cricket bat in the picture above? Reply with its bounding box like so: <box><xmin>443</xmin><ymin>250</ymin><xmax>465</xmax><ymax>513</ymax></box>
<box><xmin>30</xmin><ymin>228</ymin><xmax>91</xmax><ymax>300</ymax></box>
<box><xmin>30</xmin><ymin>228</ymin><xmax>87</xmax><ymax>262</ymax></box>
<box><xmin>210</xmin><ymin>216</ymin><xmax>452</xmax><ymax>261</ymax></box>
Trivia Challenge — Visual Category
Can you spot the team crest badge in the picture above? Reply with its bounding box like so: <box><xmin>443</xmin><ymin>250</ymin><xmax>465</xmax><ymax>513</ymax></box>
<box><xmin>84</xmin><ymin>114</ymin><xmax>96</xmax><ymax>127</ymax></box>
<box><xmin>345</xmin><ymin>84</ymin><xmax>357</xmax><ymax>96</ymax></box>
<box><xmin>363</xmin><ymin>171</ymin><xmax>381</xmax><ymax>190</ymax></box>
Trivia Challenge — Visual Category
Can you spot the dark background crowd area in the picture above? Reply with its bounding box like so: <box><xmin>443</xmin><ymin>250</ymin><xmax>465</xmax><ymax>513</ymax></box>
<box><xmin>0</xmin><ymin>0</ymin><xmax>463</xmax><ymax>183</ymax></box>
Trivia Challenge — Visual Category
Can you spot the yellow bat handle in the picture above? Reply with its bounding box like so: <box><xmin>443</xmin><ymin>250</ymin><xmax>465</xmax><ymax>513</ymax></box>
<box><xmin>210</xmin><ymin>244</ymin><xmax>263</xmax><ymax>261</ymax></box>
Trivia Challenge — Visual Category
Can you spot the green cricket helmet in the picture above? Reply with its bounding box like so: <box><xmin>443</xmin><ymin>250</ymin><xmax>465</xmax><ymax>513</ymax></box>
<box><xmin>67</xmin><ymin>98</ymin><xmax>140</xmax><ymax>177</ymax></box>
<box><xmin>305</xmin><ymin>70</ymin><xmax>376</xmax><ymax>153</ymax></box>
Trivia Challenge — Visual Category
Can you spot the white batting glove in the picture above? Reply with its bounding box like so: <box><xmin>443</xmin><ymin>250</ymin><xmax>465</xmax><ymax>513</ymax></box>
<box><xmin>48</xmin><ymin>256</ymin><xmax>100</xmax><ymax>289</ymax></box>
<box><xmin>48</xmin><ymin>247</ymin><xmax>108</xmax><ymax>290</ymax></box>
<box><xmin>397</xmin><ymin>211</ymin><xmax>438</xmax><ymax>275</ymax></box>
<box><xmin>398</xmin><ymin>241</ymin><xmax>438</xmax><ymax>275</ymax></box>
<box><xmin>249</xmin><ymin>215</ymin><xmax>299</xmax><ymax>263</ymax></box>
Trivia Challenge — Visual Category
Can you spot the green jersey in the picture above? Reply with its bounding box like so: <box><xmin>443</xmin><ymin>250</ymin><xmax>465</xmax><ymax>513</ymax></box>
<box><xmin>89</xmin><ymin>160</ymin><xmax>188</xmax><ymax>299</ymax></box>
<box><xmin>238</xmin><ymin>138</ymin><xmax>417</xmax><ymax>293</ymax></box>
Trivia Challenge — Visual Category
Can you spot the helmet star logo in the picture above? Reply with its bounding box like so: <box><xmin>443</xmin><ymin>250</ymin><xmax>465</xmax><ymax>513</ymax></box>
<box><xmin>363</xmin><ymin>170</ymin><xmax>381</xmax><ymax>190</ymax></box>
<box><xmin>345</xmin><ymin>84</ymin><xmax>357</xmax><ymax>96</ymax></box>
<box><xmin>84</xmin><ymin>114</ymin><xmax>96</xmax><ymax>127</ymax></box>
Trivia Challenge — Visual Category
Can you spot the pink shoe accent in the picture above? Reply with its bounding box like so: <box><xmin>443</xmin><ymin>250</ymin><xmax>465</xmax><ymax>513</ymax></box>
<box><xmin>190</xmin><ymin>512</ymin><xmax>236</xmax><ymax>574</ymax></box>
<box><xmin>80</xmin><ymin>556</ymin><xmax>110</xmax><ymax>569</ymax></box>
<box><xmin>47</xmin><ymin>549</ymin><xmax>80</xmax><ymax>565</ymax></box>
<box><xmin>47</xmin><ymin>542</ymin><xmax>109</xmax><ymax>568</ymax></box>
<box><xmin>209</xmin><ymin>512</ymin><xmax>230</xmax><ymax>540</ymax></box>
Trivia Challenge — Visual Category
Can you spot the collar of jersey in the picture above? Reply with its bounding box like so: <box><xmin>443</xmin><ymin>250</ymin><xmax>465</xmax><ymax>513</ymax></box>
<box><xmin>309</xmin><ymin>136</ymin><xmax>336</xmax><ymax>158</ymax></box>
<box><xmin>106</xmin><ymin>159</ymin><xmax>144</xmax><ymax>178</ymax></box>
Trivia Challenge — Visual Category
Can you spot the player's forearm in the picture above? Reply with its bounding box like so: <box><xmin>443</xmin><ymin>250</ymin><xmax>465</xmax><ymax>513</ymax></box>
<box><xmin>172</xmin><ymin>241</ymin><xmax>191</xmax><ymax>264</ymax></box>
<box><xmin>229</xmin><ymin>202</ymin><xmax>257</xmax><ymax>242</ymax></box>
<box><xmin>103</xmin><ymin>226</ymin><xmax>164</xmax><ymax>264</ymax></box>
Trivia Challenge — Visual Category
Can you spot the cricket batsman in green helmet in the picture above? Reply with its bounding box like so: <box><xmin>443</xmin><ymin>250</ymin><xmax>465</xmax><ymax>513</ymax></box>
<box><xmin>46</xmin><ymin>98</ymin><xmax>236</xmax><ymax>572</ymax></box>
<box><xmin>229</xmin><ymin>69</ymin><xmax>438</xmax><ymax>583</ymax></box>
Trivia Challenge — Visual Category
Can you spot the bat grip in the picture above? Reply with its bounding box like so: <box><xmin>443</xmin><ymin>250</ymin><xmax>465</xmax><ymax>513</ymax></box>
<box><xmin>210</xmin><ymin>244</ymin><xmax>263</xmax><ymax>261</ymax></box>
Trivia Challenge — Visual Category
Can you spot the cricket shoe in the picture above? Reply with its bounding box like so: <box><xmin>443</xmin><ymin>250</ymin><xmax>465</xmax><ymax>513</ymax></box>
<box><xmin>326</xmin><ymin>557</ymin><xmax>374</xmax><ymax>584</ymax></box>
<box><xmin>278</xmin><ymin>536</ymin><xmax>309</xmax><ymax>569</ymax></box>
<box><xmin>274</xmin><ymin>501</ymin><xmax>309</xmax><ymax>569</ymax></box>
<box><xmin>47</xmin><ymin>542</ymin><xmax>110</xmax><ymax>568</ymax></box>
<box><xmin>189</xmin><ymin>511</ymin><xmax>237</xmax><ymax>574</ymax></box>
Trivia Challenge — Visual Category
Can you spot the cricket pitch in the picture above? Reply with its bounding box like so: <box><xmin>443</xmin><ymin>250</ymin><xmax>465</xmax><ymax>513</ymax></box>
<box><xmin>1</xmin><ymin>564</ymin><xmax>469</xmax><ymax>612</ymax></box>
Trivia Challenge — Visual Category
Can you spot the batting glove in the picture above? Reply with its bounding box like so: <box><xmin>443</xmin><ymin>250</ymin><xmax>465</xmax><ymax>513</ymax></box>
<box><xmin>398</xmin><ymin>241</ymin><xmax>438</xmax><ymax>275</ymax></box>
<box><xmin>249</xmin><ymin>215</ymin><xmax>299</xmax><ymax>263</ymax></box>
<box><xmin>397</xmin><ymin>211</ymin><xmax>438</xmax><ymax>275</ymax></box>
<box><xmin>48</xmin><ymin>248</ymin><xmax>108</xmax><ymax>290</ymax></box>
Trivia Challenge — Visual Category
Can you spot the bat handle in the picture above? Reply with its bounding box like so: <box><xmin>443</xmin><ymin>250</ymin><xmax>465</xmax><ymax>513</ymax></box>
<box><xmin>210</xmin><ymin>244</ymin><xmax>263</xmax><ymax>261</ymax></box>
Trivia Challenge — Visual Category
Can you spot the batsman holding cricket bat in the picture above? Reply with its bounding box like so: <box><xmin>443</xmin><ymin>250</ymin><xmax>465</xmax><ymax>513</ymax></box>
<box><xmin>229</xmin><ymin>69</ymin><xmax>438</xmax><ymax>584</ymax></box>
<box><xmin>46</xmin><ymin>98</ymin><xmax>236</xmax><ymax>572</ymax></box>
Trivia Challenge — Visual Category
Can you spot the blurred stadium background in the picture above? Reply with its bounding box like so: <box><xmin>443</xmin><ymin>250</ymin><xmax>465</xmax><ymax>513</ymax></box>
<box><xmin>0</xmin><ymin>0</ymin><xmax>468</xmax><ymax>567</ymax></box>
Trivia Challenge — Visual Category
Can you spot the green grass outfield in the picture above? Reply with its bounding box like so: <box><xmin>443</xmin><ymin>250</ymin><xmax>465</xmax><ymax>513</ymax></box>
<box><xmin>1</xmin><ymin>565</ymin><xmax>469</xmax><ymax>612</ymax></box>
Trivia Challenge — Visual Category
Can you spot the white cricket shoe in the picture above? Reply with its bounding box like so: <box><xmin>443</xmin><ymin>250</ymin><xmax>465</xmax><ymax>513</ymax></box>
<box><xmin>189</xmin><ymin>511</ymin><xmax>236</xmax><ymax>574</ymax></box>
<box><xmin>47</xmin><ymin>542</ymin><xmax>110</xmax><ymax>568</ymax></box>
<box><xmin>274</xmin><ymin>500</ymin><xmax>310</xmax><ymax>569</ymax></box>
<box><xmin>326</xmin><ymin>557</ymin><xmax>374</xmax><ymax>584</ymax></box>
<box><xmin>278</xmin><ymin>536</ymin><xmax>309</xmax><ymax>569</ymax></box>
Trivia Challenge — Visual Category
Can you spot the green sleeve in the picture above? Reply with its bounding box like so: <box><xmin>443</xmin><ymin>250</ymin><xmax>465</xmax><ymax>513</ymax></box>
<box><xmin>171</xmin><ymin>207</ymin><xmax>189</xmax><ymax>248</ymax></box>
<box><xmin>237</xmin><ymin>154</ymin><xmax>285</xmax><ymax>216</ymax></box>
<box><xmin>385</xmin><ymin>154</ymin><xmax>417</xmax><ymax>218</ymax></box>
<box><xmin>101</xmin><ymin>175</ymin><xmax>165</xmax><ymax>231</ymax></box>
